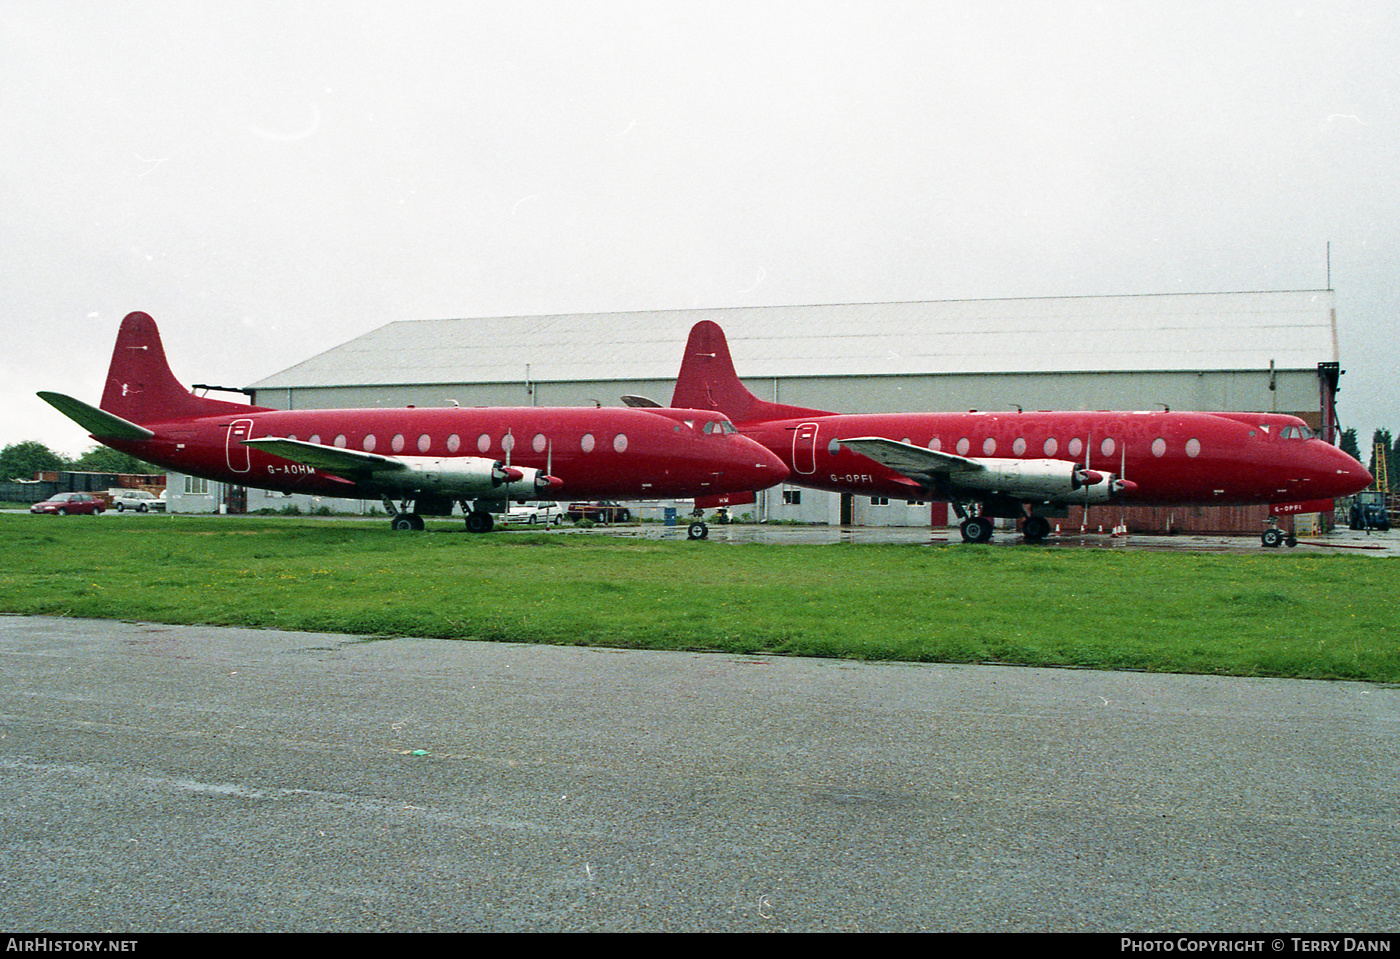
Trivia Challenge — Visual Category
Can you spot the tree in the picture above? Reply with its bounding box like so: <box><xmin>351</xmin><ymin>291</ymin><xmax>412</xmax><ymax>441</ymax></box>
<box><xmin>70</xmin><ymin>445</ymin><xmax>159</xmax><ymax>475</ymax></box>
<box><xmin>0</xmin><ymin>440</ymin><xmax>68</xmax><ymax>481</ymax></box>
<box><xmin>1340</xmin><ymin>428</ymin><xmax>1359</xmax><ymax>461</ymax></box>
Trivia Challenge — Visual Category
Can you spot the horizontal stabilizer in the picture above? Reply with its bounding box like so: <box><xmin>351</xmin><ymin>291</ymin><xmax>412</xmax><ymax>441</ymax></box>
<box><xmin>37</xmin><ymin>391</ymin><xmax>155</xmax><ymax>441</ymax></box>
<box><xmin>242</xmin><ymin>437</ymin><xmax>406</xmax><ymax>476</ymax></box>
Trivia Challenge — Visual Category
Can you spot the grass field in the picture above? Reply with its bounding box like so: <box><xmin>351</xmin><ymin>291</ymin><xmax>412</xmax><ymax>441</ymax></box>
<box><xmin>2</xmin><ymin>513</ymin><xmax>1397</xmax><ymax>683</ymax></box>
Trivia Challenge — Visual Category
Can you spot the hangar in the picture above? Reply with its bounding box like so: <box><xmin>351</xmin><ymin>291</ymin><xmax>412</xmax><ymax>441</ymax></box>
<box><xmin>236</xmin><ymin>289</ymin><xmax>1346</xmax><ymax>531</ymax></box>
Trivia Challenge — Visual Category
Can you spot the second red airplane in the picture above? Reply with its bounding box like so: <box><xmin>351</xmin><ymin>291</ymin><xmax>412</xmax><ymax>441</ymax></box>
<box><xmin>668</xmin><ymin>320</ymin><xmax>1372</xmax><ymax>545</ymax></box>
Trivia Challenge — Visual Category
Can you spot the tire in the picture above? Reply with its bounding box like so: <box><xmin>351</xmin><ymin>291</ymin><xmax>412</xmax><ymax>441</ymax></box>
<box><xmin>137</xmin><ymin>504</ymin><xmax>147</xmax><ymax>513</ymax></box>
<box><xmin>465</xmin><ymin>511</ymin><xmax>494</xmax><ymax>534</ymax></box>
<box><xmin>961</xmin><ymin>517</ymin><xmax>993</xmax><ymax>543</ymax></box>
<box><xmin>391</xmin><ymin>515</ymin><xmax>417</xmax><ymax>531</ymax></box>
<box><xmin>117</xmin><ymin>503</ymin><xmax>126</xmax><ymax>512</ymax></box>
<box><xmin>686</xmin><ymin>521</ymin><xmax>708</xmax><ymax>540</ymax></box>
<box><xmin>1261</xmin><ymin>528</ymin><xmax>1283</xmax><ymax>548</ymax></box>
<box><xmin>1023</xmin><ymin>516</ymin><xmax>1051</xmax><ymax>542</ymax></box>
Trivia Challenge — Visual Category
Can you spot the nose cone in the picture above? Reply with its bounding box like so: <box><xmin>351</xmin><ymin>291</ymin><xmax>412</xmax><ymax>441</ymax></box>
<box><xmin>733</xmin><ymin>436</ymin><xmax>790</xmax><ymax>489</ymax></box>
<box><xmin>1321</xmin><ymin>445</ymin><xmax>1373</xmax><ymax>498</ymax></box>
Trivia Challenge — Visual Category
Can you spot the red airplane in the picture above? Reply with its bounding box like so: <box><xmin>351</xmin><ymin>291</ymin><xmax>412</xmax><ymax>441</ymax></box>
<box><xmin>669</xmin><ymin>320</ymin><xmax>1373</xmax><ymax>546</ymax></box>
<box><xmin>38</xmin><ymin>311</ymin><xmax>789</xmax><ymax>534</ymax></box>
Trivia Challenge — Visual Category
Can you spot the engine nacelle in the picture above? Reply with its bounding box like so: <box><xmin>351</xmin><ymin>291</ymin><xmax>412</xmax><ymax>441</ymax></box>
<box><xmin>950</xmin><ymin>458</ymin><xmax>1128</xmax><ymax>504</ymax></box>
<box><xmin>374</xmin><ymin>456</ymin><xmax>554</xmax><ymax>498</ymax></box>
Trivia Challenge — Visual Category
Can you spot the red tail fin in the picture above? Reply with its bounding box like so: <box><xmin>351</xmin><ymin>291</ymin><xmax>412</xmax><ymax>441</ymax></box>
<box><xmin>99</xmin><ymin>311</ymin><xmax>265</xmax><ymax>423</ymax></box>
<box><xmin>669</xmin><ymin>321</ymin><xmax>831</xmax><ymax>423</ymax></box>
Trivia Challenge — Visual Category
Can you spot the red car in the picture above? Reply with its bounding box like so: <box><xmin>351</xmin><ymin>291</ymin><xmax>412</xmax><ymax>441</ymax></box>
<box><xmin>565</xmin><ymin>501</ymin><xmax>632</xmax><ymax>523</ymax></box>
<box><xmin>30</xmin><ymin>492</ymin><xmax>105</xmax><ymax>515</ymax></box>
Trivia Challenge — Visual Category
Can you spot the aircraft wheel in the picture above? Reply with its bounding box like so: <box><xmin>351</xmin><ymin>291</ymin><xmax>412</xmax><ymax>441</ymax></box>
<box><xmin>1261</xmin><ymin>528</ymin><xmax>1283</xmax><ymax>548</ymax></box>
<box><xmin>687</xmin><ymin>521</ymin><xmax>709</xmax><ymax>540</ymax></box>
<box><xmin>1023</xmin><ymin>516</ymin><xmax>1051</xmax><ymax>542</ymax></box>
<box><xmin>960</xmin><ymin>516</ymin><xmax>993</xmax><ymax>543</ymax></box>
<box><xmin>465</xmin><ymin>511</ymin><xmax>495</xmax><ymax>534</ymax></box>
<box><xmin>390</xmin><ymin>514</ymin><xmax>419</xmax><ymax>532</ymax></box>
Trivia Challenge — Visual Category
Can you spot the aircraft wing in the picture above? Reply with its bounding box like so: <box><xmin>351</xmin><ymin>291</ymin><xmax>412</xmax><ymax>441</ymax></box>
<box><xmin>241</xmin><ymin>437</ymin><xmax>409</xmax><ymax>476</ymax></box>
<box><xmin>37</xmin><ymin>392</ymin><xmax>155</xmax><ymax>441</ymax></box>
<box><xmin>839</xmin><ymin>436</ymin><xmax>982</xmax><ymax>484</ymax></box>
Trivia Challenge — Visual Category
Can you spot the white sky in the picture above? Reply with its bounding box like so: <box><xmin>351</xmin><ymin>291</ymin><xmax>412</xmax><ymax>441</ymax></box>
<box><xmin>4</xmin><ymin>0</ymin><xmax>1396</xmax><ymax>457</ymax></box>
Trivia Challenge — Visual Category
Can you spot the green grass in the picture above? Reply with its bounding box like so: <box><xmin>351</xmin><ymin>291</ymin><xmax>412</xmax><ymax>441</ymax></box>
<box><xmin>2</xmin><ymin>514</ymin><xmax>1397</xmax><ymax>682</ymax></box>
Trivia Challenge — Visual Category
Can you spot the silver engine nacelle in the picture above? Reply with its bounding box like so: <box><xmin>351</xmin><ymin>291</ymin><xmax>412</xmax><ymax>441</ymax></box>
<box><xmin>376</xmin><ymin>456</ymin><xmax>552</xmax><ymax>498</ymax></box>
<box><xmin>950</xmin><ymin>458</ymin><xmax>1128</xmax><ymax>504</ymax></box>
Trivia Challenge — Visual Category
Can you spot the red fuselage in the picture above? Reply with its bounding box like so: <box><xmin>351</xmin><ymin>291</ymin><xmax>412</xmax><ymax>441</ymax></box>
<box><xmin>741</xmin><ymin>409</ymin><xmax>1370</xmax><ymax>506</ymax></box>
<box><xmin>107</xmin><ymin>405</ymin><xmax>788</xmax><ymax>501</ymax></box>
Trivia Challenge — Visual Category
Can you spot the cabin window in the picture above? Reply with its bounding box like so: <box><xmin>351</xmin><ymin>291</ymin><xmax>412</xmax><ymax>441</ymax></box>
<box><xmin>1043</xmin><ymin>438</ymin><xmax>1057</xmax><ymax>456</ymax></box>
<box><xmin>1152</xmin><ymin>437</ymin><xmax>1167</xmax><ymax>458</ymax></box>
<box><xmin>1013</xmin><ymin>438</ymin><xmax>1027</xmax><ymax>456</ymax></box>
<box><xmin>1186</xmin><ymin>438</ymin><xmax>1202</xmax><ymax>458</ymax></box>
<box><xmin>447</xmin><ymin>434</ymin><xmax>460</xmax><ymax>453</ymax></box>
<box><xmin>533</xmin><ymin>433</ymin><xmax>547</xmax><ymax>453</ymax></box>
<box><xmin>983</xmin><ymin>438</ymin><xmax>997</xmax><ymax>455</ymax></box>
<box><xmin>392</xmin><ymin>434</ymin><xmax>405</xmax><ymax>452</ymax></box>
<box><xmin>828</xmin><ymin>438</ymin><xmax>842</xmax><ymax>456</ymax></box>
<box><xmin>613</xmin><ymin>434</ymin><xmax>628</xmax><ymax>453</ymax></box>
<box><xmin>334</xmin><ymin>435</ymin><xmax>347</xmax><ymax>448</ymax></box>
<box><xmin>928</xmin><ymin>438</ymin><xmax>942</xmax><ymax>451</ymax></box>
<box><xmin>477</xmin><ymin>433</ymin><xmax>491</xmax><ymax>453</ymax></box>
<box><xmin>1101</xmin><ymin>438</ymin><xmax>1115</xmax><ymax>458</ymax></box>
<box><xmin>309</xmin><ymin>434</ymin><xmax>321</xmax><ymax>446</ymax></box>
<box><xmin>957</xmin><ymin>437</ymin><xmax>970</xmax><ymax>455</ymax></box>
<box><xmin>362</xmin><ymin>434</ymin><xmax>377</xmax><ymax>452</ymax></box>
<box><xmin>1068</xmin><ymin>437</ymin><xmax>1083</xmax><ymax>457</ymax></box>
<box><xmin>501</xmin><ymin>434</ymin><xmax>515</xmax><ymax>454</ymax></box>
<box><xmin>581</xmin><ymin>433</ymin><xmax>596</xmax><ymax>453</ymax></box>
<box><xmin>418</xmin><ymin>434</ymin><xmax>431</xmax><ymax>453</ymax></box>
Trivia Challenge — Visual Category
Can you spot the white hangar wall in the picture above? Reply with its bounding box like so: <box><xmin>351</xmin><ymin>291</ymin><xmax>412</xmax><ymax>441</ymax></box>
<box><xmin>245</xmin><ymin>290</ymin><xmax>1344</xmax><ymax>530</ymax></box>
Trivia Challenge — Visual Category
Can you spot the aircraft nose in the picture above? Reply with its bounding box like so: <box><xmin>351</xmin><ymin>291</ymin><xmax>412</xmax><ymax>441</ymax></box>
<box><xmin>1323</xmin><ymin>445</ymin><xmax>1372</xmax><ymax>497</ymax></box>
<box><xmin>736</xmin><ymin>439</ymin><xmax>790</xmax><ymax>486</ymax></box>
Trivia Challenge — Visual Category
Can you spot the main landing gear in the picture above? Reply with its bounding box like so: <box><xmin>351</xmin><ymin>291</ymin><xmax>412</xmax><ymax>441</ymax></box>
<box><xmin>382</xmin><ymin>496</ymin><xmax>496</xmax><ymax>533</ymax></box>
<box><xmin>955</xmin><ymin>502</ymin><xmax>1054</xmax><ymax>545</ymax></box>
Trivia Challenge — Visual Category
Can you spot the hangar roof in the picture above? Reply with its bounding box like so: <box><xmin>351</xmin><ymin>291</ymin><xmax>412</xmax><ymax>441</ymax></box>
<box><xmin>248</xmin><ymin>290</ymin><xmax>1337</xmax><ymax>389</ymax></box>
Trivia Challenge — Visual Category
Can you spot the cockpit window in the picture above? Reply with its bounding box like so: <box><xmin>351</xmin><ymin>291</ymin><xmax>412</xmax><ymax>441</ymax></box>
<box><xmin>1279</xmin><ymin>426</ymin><xmax>1316</xmax><ymax>440</ymax></box>
<box><xmin>702</xmin><ymin>420</ymin><xmax>737</xmax><ymax>435</ymax></box>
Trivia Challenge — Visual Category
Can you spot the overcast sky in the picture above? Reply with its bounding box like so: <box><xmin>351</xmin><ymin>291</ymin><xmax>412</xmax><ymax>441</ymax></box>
<box><xmin>4</xmin><ymin>1</ymin><xmax>1396</xmax><ymax>458</ymax></box>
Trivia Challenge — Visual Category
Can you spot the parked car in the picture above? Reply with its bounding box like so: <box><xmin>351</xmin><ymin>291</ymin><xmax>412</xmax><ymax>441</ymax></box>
<box><xmin>30</xmin><ymin>492</ymin><xmax>105</xmax><ymax>515</ymax></box>
<box><xmin>111</xmin><ymin>489</ymin><xmax>163</xmax><ymax>512</ymax></box>
<box><xmin>505</xmin><ymin>502</ymin><xmax>564</xmax><ymax>526</ymax></box>
<box><xmin>565</xmin><ymin>501</ymin><xmax>632</xmax><ymax>523</ymax></box>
